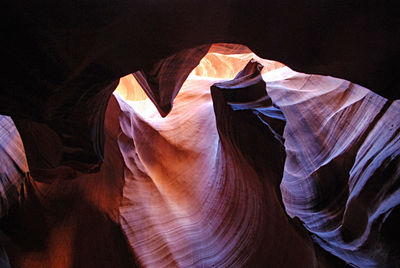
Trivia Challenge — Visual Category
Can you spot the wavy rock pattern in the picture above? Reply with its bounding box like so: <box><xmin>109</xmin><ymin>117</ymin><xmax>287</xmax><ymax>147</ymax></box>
<box><xmin>116</xmin><ymin>60</ymin><xmax>318</xmax><ymax>267</ymax></box>
<box><xmin>117</xmin><ymin>54</ymin><xmax>399</xmax><ymax>267</ymax></box>
<box><xmin>1</xmin><ymin>45</ymin><xmax>399</xmax><ymax>267</ymax></box>
<box><xmin>264</xmin><ymin>67</ymin><xmax>400</xmax><ymax>266</ymax></box>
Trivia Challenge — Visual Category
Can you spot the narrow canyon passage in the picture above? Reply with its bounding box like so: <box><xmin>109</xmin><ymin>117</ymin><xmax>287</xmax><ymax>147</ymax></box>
<box><xmin>1</xmin><ymin>46</ymin><xmax>399</xmax><ymax>267</ymax></box>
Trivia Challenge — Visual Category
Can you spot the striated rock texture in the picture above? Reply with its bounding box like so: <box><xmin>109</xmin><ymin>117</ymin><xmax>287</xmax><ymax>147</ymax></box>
<box><xmin>116</xmin><ymin>60</ymin><xmax>319</xmax><ymax>267</ymax></box>
<box><xmin>0</xmin><ymin>43</ymin><xmax>399</xmax><ymax>267</ymax></box>
<box><xmin>265</xmin><ymin>67</ymin><xmax>400</xmax><ymax>267</ymax></box>
<box><xmin>0</xmin><ymin>116</ymin><xmax>28</xmax><ymax>220</ymax></box>
<box><xmin>115</xmin><ymin>53</ymin><xmax>399</xmax><ymax>267</ymax></box>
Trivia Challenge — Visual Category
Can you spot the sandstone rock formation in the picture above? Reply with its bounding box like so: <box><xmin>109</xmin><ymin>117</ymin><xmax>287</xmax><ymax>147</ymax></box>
<box><xmin>1</xmin><ymin>2</ymin><xmax>399</xmax><ymax>266</ymax></box>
